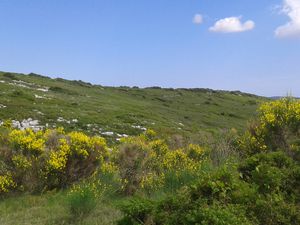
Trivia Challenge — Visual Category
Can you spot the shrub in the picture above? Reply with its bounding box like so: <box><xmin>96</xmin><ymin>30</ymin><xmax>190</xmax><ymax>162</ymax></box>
<box><xmin>116</xmin><ymin>134</ymin><xmax>206</xmax><ymax>195</ymax></box>
<box><xmin>250</xmin><ymin>194</ymin><xmax>300</xmax><ymax>225</ymax></box>
<box><xmin>239</xmin><ymin>98</ymin><xmax>300</xmax><ymax>157</ymax></box>
<box><xmin>117</xmin><ymin>197</ymin><xmax>154</xmax><ymax>225</ymax></box>
<box><xmin>9</xmin><ymin>129</ymin><xmax>45</xmax><ymax>156</ymax></box>
<box><xmin>117</xmin><ymin>142</ymin><xmax>150</xmax><ymax>195</ymax></box>
<box><xmin>239</xmin><ymin>152</ymin><xmax>300</xmax><ymax>198</ymax></box>
<box><xmin>186</xmin><ymin>144</ymin><xmax>205</xmax><ymax>161</ymax></box>
<box><xmin>184</xmin><ymin>204</ymin><xmax>254</xmax><ymax>225</ymax></box>
<box><xmin>0</xmin><ymin>173</ymin><xmax>15</xmax><ymax>194</ymax></box>
<box><xmin>0</xmin><ymin>127</ymin><xmax>108</xmax><ymax>194</ymax></box>
<box><xmin>208</xmin><ymin>129</ymin><xmax>239</xmax><ymax>166</ymax></box>
<box><xmin>45</xmin><ymin>131</ymin><xmax>108</xmax><ymax>188</ymax></box>
<box><xmin>117</xmin><ymin>165</ymin><xmax>245</xmax><ymax>224</ymax></box>
<box><xmin>67</xmin><ymin>182</ymin><xmax>99</xmax><ymax>219</ymax></box>
<box><xmin>2</xmin><ymin>72</ymin><xmax>16</xmax><ymax>80</ymax></box>
<box><xmin>117</xmin><ymin>156</ymin><xmax>300</xmax><ymax>225</ymax></box>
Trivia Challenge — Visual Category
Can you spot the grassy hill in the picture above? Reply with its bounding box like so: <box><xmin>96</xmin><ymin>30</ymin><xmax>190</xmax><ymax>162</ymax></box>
<box><xmin>1</xmin><ymin>72</ymin><xmax>299</xmax><ymax>225</ymax></box>
<box><xmin>0</xmin><ymin>71</ymin><xmax>265</xmax><ymax>141</ymax></box>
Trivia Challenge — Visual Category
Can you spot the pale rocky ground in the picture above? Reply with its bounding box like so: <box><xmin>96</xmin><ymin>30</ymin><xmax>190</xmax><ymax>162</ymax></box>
<box><xmin>0</xmin><ymin>117</ymin><xmax>139</xmax><ymax>141</ymax></box>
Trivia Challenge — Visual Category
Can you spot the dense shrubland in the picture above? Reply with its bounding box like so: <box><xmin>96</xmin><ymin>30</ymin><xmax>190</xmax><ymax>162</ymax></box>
<box><xmin>0</xmin><ymin>97</ymin><xmax>299</xmax><ymax>224</ymax></box>
<box><xmin>117</xmin><ymin>98</ymin><xmax>300</xmax><ymax>225</ymax></box>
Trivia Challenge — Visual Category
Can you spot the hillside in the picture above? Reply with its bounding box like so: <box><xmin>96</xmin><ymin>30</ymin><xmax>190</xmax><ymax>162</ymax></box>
<box><xmin>0</xmin><ymin>71</ymin><xmax>265</xmax><ymax>141</ymax></box>
<box><xmin>0</xmin><ymin>72</ymin><xmax>298</xmax><ymax>225</ymax></box>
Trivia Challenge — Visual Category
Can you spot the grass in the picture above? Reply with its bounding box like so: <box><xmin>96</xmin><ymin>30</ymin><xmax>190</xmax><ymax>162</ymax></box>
<box><xmin>0</xmin><ymin>192</ymin><xmax>122</xmax><ymax>225</ymax></box>
<box><xmin>0</xmin><ymin>71</ymin><xmax>266</xmax><ymax>143</ymax></box>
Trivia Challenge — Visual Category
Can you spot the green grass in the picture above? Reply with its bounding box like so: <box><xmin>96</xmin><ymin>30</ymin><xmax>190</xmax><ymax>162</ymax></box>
<box><xmin>0</xmin><ymin>71</ymin><xmax>266</xmax><ymax>143</ymax></box>
<box><xmin>0</xmin><ymin>192</ymin><xmax>122</xmax><ymax>225</ymax></box>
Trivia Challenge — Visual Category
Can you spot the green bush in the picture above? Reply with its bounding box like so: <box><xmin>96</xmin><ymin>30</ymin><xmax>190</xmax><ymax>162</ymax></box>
<box><xmin>250</xmin><ymin>194</ymin><xmax>300</xmax><ymax>225</ymax></box>
<box><xmin>239</xmin><ymin>152</ymin><xmax>299</xmax><ymax>196</ymax></box>
<box><xmin>117</xmin><ymin>157</ymin><xmax>300</xmax><ymax>225</ymax></box>
<box><xmin>184</xmin><ymin>204</ymin><xmax>254</xmax><ymax>225</ymax></box>
<box><xmin>66</xmin><ymin>183</ymin><xmax>98</xmax><ymax>219</ymax></box>
<box><xmin>117</xmin><ymin>197</ymin><xmax>154</xmax><ymax>225</ymax></box>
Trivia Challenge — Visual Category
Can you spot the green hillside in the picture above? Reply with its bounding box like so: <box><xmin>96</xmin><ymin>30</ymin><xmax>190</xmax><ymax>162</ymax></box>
<box><xmin>0</xmin><ymin>71</ymin><xmax>265</xmax><ymax>140</ymax></box>
<box><xmin>0</xmin><ymin>72</ymin><xmax>299</xmax><ymax>225</ymax></box>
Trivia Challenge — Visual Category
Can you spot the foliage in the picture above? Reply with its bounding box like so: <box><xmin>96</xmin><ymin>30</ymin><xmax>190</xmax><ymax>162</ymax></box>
<box><xmin>117</xmin><ymin>98</ymin><xmax>300</xmax><ymax>225</ymax></box>
<box><xmin>239</xmin><ymin>97</ymin><xmax>300</xmax><ymax>157</ymax></box>
<box><xmin>238</xmin><ymin>152</ymin><xmax>298</xmax><ymax>194</ymax></box>
<box><xmin>0</xmin><ymin>173</ymin><xmax>15</xmax><ymax>194</ymax></box>
<box><xmin>118</xmin><ymin>155</ymin><xmax>300</xmax><ymax>225</ymax></box>
<box><xmin>9</xmin><ymin>129</ymin><xmax>45</xmax><ymax>156</ymax></box>
<box><xmin>1</xmin><ymin>97</ymin><xmax>300</xmax><ymax>225</ymax></box>
<box><xmin>184</xmin><ymin>204</ymin><xmax>254</xmax><ymax>225</ymax></box>
<box><xmin>0</xmin><ymin>127</ymin><xmax>108</xmax><ymax>194</ymax></box>
<box><xmin>115</xmin><ymin>132</ymin><xmax>206</xmax><ymax>195</ymax></box>
<box><xmin>66</xmin><ymin>182</ymin><xmax>102</xmax><ymax>219</ymax></box>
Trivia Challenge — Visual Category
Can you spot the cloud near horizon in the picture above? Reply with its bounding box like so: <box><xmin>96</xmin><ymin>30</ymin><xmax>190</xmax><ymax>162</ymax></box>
<box><xmin>275</xmin><ymin>0</ymin><xmax>300</xmax><ymax>38</ymax></box>
<box><xmin>209</xmin><ymin>17</ymin><xmax>255</xmax><ymax>33</ymax></box>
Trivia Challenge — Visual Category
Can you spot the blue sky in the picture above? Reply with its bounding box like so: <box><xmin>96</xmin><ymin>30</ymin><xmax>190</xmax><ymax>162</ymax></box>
<box><xmin>0</xmin><ymin>0</ymin><xmax>299</xmax><ymax>96</ymax></box>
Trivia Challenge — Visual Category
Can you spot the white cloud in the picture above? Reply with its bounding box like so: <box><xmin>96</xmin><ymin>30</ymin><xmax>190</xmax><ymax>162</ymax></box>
<box><xmin>275</xmin><ymin>0</ymin><xmax>300</xmax><ymax>38</ymax></box>
<box><xmin>193</xmin><ymin>14</ymin><xmax>203</xmax><ymax>24</ymax></box>
<box><xmin>209</xmin><ymin>17</ymin><xmax>255</xmax><ymax>33</ymax></box>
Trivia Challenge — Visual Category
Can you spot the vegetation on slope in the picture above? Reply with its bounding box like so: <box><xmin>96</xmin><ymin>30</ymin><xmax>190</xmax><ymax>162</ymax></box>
<box><xmin>0</xmin><ymin>97</ymin><xmax>299</xmax><ymax>225</ymax></box>
<box><xmin>117</xmin><ymin>97</ymin><xmax>300</xmax><ymax>225</ymax></box>
<box><xmin>0</xmin><ymin>71</ymin><xmax>265</xmax><ymax>142</ymax></box>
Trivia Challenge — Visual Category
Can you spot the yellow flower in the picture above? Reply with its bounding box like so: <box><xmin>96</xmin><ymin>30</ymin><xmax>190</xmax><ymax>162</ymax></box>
<box><xmin>12</xmin><ymin>155</ymin><xmax>32</xmax><ymax>169</ymax></box>
<box><xmin>101</xmin><ymin>162</ymin><xmax>118</xmax><ymax>174</ymax></box>
<box><xmin>68</xmin><ymin>131</ymin><xmax>91</xmax><ymax>158</ymax></box>
<box><xmin>9</xmin><ymin>129</ymin><xmax>45</xmax><ymax>155</ymax></box>
<box><xmin>47</xmin><ymin>138</ymin><xmax>70</xmax><ymax>171</ymax></box>
<box><xmin>186</xmin><ymin>144</ymin><xmax>205</xmax><ymax>161</ymax></box>
<box><xmin>0</xmin><ymin>173</ymin><xmax>15</xmax><ymax>193</ymax></box>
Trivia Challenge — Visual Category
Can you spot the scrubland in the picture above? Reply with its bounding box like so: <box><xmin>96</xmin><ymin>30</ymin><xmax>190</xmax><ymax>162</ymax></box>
<box><xmin>0</xmin><ymin>97</ymin><xmax>299</xmax><ymax>225</ymax></box>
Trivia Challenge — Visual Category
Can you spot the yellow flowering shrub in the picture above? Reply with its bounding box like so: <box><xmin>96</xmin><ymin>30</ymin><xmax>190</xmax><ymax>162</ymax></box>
<box><xmin>69</xmin><ymin>180</ymin><xmax>104</xmax><ymax>200</ymax></box>
<box><xmin>140</xmin><ymin>147</ymin><xmax>202</xmax><ymax>193</ymax></box>
<box><xmin>67</xmin><ymin>181</ymin><xmax>105</xmax><ymax>217</ymax></box>
<box><xmin>162</xmin><ymin>149</ymin><xmax>197</xmax><ymax>172</ymax></box>
<box><xmin>0</xmin><ymin>173</ymin><xmax>15</xmax><ymax>193</ymax></box>
<box><xmin>47</xmin><ymin>138</ymin><xmax>70</xmax><ymax>171</ymax></box>
<box><xmin>0</xmin><ymin>127</ymin><xmax>109</xmax><ymax>193</ymax></box>
<box><xmin>9</xmin><ymin>129</ymin><xmax>45</xmax><ymax>155</ymax></box>
<box><xmin>259</xmin><ymin>97</ymin><xmax>300</xmax><ymax>129</ymax></box>
<box><xmin>238</xmin><ymin>129</ymin><xmax>268</xmax><ymax>155</ymax></box>
<box><xmin>116</xmin><ymin>133</ymin><xmax>206</xmax><ymax>194</ymax></box>
<box><xmin>140</xmin><ymin>172</ymin><xmax>165</xmax><ymax>191</ymax></box>
<box><xmin>101</xmin><ymin>161</ymin><xmax>119</xmax><ymax>175</ymax></box>
<box><xmin>239</xmin><ymin>97</ymin><xmax>300</xmax><ymax>156</ymax></box>
<box><xmin>2</xmin><ymin>120</ymin><xmax>12</xmax><ymax>129</ymax></box>
<box><xmin>68</xmin><ymin>131</ymin><xmax>90</xmax><ymax>158</ymax></box>
<box><xmin>143</xmin><ymin>129</ymin><xmax>157</xmax><ymax>141</ymax></box>
<box><xmin>96</xmin><ymin>161</ymin><xmax>123</xmax><ymax>194</ymax></box>
<box><xmin>150</xmin><ymin>139</ymin><xmax>168</xmax><ymax>156</ymax></box>
<box><xmin>45</xmin><ymin>132</ymin><xmax>108</xmax><ymax>188</ymax></box>
<box><xmin>1</xmin><ymin>124</ymin><xmax>209</xmax><ymax>195</ymax></box>
<box><xmin>90</xmin><ymin>136</ymin><xmax>108</xmax><ymax>160</ymax></box>
<box><xmin>186</xmin><ymin>144</ymin><xmax>206</xmax><ymax>161</ymax></box>
<box><xmin>12</xmin><ymin>155</ymin><xmax>32</xmax><ymax>170</ymax></box>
